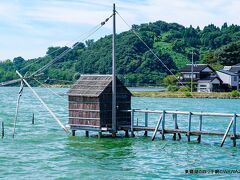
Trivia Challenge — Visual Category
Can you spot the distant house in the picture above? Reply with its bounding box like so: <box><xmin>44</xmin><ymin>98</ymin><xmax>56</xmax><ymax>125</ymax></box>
<box><xmin>67</xmin><ymin>75</ymin><xmax>132</xmax><ymax>133</ymax></box>
<box><xmin>197</xmin><ymin>76</ymin><xmax>222</xmax><ymax>92</ymax></box>
<box><xmin>179</xmin><ymin>64</ymin><xmax>221</xmax><ymax>92</ymax></box>
<box><xmin>179</xmin><ymin>64</ymin><xmax>215</xmax><ymax>81</ymax></box>
<box><xmin>216</xmin><ymin>64</ymin><xmax>240</xmax><ymax>90</ymax></box>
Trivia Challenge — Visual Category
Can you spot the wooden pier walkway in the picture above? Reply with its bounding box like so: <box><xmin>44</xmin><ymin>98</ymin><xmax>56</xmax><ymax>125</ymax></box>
<box><xmin>118</xmin><ymin>109</ymin><xmax>240</xmax><ymax>147</ymax></box>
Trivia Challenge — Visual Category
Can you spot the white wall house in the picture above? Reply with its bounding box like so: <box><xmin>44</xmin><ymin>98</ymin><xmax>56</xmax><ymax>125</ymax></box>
<box><xmin>216</xmin><ymin>70</ymin><xmax>239</xmax><ymax>88</ymax></box>
<box><xmin>197</xmin><ymin>78</ymin><xmax>221</xmax><ymax>92</ymax></box>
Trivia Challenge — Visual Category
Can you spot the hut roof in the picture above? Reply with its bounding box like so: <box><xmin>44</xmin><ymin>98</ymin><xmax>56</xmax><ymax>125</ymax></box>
<box><xmin>67</xmin><ymin>74</ymin><xmax>131</xmax><ymax>97</ymax></box>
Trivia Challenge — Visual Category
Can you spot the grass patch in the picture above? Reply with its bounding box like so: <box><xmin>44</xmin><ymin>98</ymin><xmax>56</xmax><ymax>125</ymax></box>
<box><xmin>132</xmin><ymin>91</ymin><xmax>237</xmax><ymax>98</ymax></box>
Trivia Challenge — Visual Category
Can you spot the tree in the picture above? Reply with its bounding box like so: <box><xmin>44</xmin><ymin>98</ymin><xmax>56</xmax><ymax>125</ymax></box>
<box><xmin>13</xmin><ymin>56</ymin><xmax>25</xmax><ymax>69</ymax></box>
<box><xmin>215</xmin><ymin>41</ymin><xmax>240</xmax><ymax>65</ymax></box>
<box><xmin>1</xmin><ymin>20</ymin><xmax>240</xmax><ymax>86</ymax></box>
<box><xmin>85</xmin><ymin>39</ymin><xmax>94</xmax><ymax>47</ymax></box>
<box><xmin>163</xmin><ymin>75</ymin><xmax>177</xmax><ymax>86</ymax></box>
<box><xmin>172</xmin><ymin>39</ymin><xmax>186</xmax><ymax>53</ymax></box>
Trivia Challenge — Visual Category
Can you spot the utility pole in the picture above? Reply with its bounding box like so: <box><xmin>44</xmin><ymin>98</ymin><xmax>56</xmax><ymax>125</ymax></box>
<box><xmin>112</xmin><ymin>3</ymin><xmax>117</xmax><ymax>136</ymax></box>
<box><xmin>191</xmin><ymin>50</ymin><xmax>194</xmax><ymax>93</ymax></box>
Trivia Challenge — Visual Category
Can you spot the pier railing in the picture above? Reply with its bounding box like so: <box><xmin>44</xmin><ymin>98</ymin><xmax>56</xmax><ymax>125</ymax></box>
<box><xmin>121</xmin><ymin>109</ymin><xmax>240</xmax><ymax>147</ymax></box>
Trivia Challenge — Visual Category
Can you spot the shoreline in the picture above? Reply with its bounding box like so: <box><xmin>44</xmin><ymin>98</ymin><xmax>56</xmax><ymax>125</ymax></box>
<box><xmin>1</xmin><ymin>86</ymin><xmax>239</xmax><ymax>99</ymax></box>
<box><xmin>132</xmin><ymin>91</ymin><xmax>240</xmax><ymax>99</ymax></box>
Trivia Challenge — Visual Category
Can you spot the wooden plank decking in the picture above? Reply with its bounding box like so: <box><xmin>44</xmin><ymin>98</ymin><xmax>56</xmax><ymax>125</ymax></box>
<box><xmin>119</xmin><ymin>126</ymin><xmax>237</xmax><ymax>137</ymax></box>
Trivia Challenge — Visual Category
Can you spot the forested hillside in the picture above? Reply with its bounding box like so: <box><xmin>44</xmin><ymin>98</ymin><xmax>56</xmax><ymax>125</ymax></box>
<box><xmin>1</xmin><ymin>20</ymin><xmax>240</xmax><ymax>86</ymax></box>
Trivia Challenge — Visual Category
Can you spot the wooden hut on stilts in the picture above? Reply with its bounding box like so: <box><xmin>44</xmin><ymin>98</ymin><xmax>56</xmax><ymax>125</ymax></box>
<box><xmin>68</xmin><ymin>75</ymin><xmax>131</xmax><ymax>137</ymax></box>
<box><xmin>67</xmin><ymin>4</ymin><xmax>131</xmax><ymax>137</ymax></box>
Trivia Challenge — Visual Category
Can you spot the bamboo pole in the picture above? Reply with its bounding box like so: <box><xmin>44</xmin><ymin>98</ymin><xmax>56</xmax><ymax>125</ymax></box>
<box><xmin>32</xmin><ymin>113</ymin><xmax>35</xmax><ymax>125</ymax></box>
<box><xmin>187</xmin><ymin>112</ymin><xmax>192</xmax><ymax>142</ymax></box>
<box><xmin>13</xmin><ymin>80</ymin><xmax>24</xmax><ymax>138</ymax></box>
<box><xmin>16</xmin><ymin>70</ymin><xmax>70</xmax><ymax>134</ymax></box>
<box><xmin>1</xmin><ymin>121</ymin><xmax>4</xmax><ymax>139</ymax></box>
<box><xmin>151</xmin><ymin>114</ymin><xmax>163</xmax><ymax>141</ymax></box>
<box><xmin>220</xmin><ymin>117</ymin><xmax>234</xmax><ymax>147</ymax></box>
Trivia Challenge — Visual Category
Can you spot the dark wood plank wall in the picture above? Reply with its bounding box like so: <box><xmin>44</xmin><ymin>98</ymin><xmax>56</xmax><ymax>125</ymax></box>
<box><xmin>68</xmin><ymin>78</ymin><xmax>131</xmax><ymax>129</ymax></box>
<box><xmin>99</xmin><ymin>84</ymin><xmax>131</xmax><ymax>127</ymax></box>
<box><xmin>69</xmin><ymin>96</ymin><xmax>100</xmax><ymax>127</ymax></box>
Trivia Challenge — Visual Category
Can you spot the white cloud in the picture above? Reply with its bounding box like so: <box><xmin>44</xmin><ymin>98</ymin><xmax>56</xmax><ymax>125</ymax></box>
<box><xmin>124</xmin><ymin>0</ymin><xmax>240</xmax><ymax>28</ymax></box>
<box><xmin>0</xmin><ymin>0</ymin><xmax>239</xmax><ymax>60</ymax></box>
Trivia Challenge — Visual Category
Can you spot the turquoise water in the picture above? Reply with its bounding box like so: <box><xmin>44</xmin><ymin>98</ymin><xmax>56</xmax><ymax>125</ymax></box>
<box><xmin>1</xmin><ymin>87</ymin><xmax>240</xmax><ymax>179</ymax></box>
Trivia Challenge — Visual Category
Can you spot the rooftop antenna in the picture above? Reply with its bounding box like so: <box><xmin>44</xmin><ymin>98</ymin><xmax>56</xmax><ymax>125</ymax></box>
<box><xmin>112</xmin><ymin>3</ymin><xmax>117</xmax><ymax>136</ymax></box>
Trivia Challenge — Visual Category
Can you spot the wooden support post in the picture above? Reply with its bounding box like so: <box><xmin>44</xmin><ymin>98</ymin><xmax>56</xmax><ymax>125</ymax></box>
<box><xmin>173</xmin><ymin>114</ymin><xmax>176</xmax><ymax>140</ymax></box>
<box><xmin>233</xmin><ymin>113</ymin><xmax>237</xmax><ymax>147</ymax></box>
<box><xmin>152</xmin><ymin>114</ymin><xmax>163</xmax><ymax>141</ymax></box>
<box><xmin>72</xmin><ymin>130</ymin><xmax>76</xmax><ymax>136</ymax></box>
<box><xmin>197</xmin><ymin>115</ymin><xmax>202</xmax><ymax>143</ymax></box>
<box><xmin>98</xmin><ymin>131</ymin><xmax>102</xmax><ymax>139</ymax></box>
<box><xmin>220</xmin><ymin>118</ymin><xmax>233</xmax><ymax>147</ymax></box>
<box><xmin>112</xmin><ymin>132</ymin><xmax>116</xmax><ymax>138</ymax></box>
<box><xmin>144</xmin><ymin>109</ymin><xmax>148</xmax><ymax>136</ymax></box>
<box><xmin>85</xmin><ymin>131</ymin><xmax>89</xmax><ymax>137</ymax></box>
<box><xmin>16</xmin><ymin>71</ymin><xmax>69</xmax><ymax>134</ymax></box>
<box><xmin>131</xmin><ymin>109</ymin><xmax>135</xmax><ymax>137</ymax></box>
<box><xmin>187</xmin><ymin>112</ymin><xmax>192</xmax><ymax>142</ymax></box>
<box><xmin>125</xmin><ymin>130</ymin><xmax>129</xmax><ymax>137</ymax></box>
<box><xmin>162</xmin><ymin>110</ymin><xmax>166</xmax><ymax>140</ymax></box>
<box><xmin>32</xmin><ymin>113</ymin><xmax>35</xmax><ymax>125</ymax></box>
<box><xmin>1</xmin><ymin>121</ymin><xmax>4</xmax><ymax>139</ymax></box>
<box><xmin>174</xmin><ymin>114</ymin><xmax>181</xmax><ymax>140</ymax></box>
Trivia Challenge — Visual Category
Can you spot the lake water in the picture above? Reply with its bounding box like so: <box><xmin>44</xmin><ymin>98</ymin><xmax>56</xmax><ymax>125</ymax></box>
<box><xmin>0</xmin><ymin>87</ymin><xmax>240</xmax><ymax>179</ymax></box>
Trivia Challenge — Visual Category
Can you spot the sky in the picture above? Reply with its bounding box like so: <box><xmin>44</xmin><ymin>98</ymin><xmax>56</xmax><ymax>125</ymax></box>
<box><xmin>0</xmin><ymin>0</ymin><xmax>239</xmax><ymax>60</ymax></box>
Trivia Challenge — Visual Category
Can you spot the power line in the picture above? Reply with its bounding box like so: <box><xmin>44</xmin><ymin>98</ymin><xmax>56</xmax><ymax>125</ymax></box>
<box><xmin>33</xmin><ymin>78</ymin><xmax>68</xmax><ymax>102</ymax></box>
<box><xmin>20</xmin><ymin>13</ymin><xmax>113</xmax><ymax>78</ymax></box>
<box><xmin>19</xmin><ymin>24</ymin><xmax>101</xmax><ymax>73</ymax></box>
<box><xmin>116</xmin><ymin>11</ymin><xmax>188</xmax><ymax>88</ymax></box>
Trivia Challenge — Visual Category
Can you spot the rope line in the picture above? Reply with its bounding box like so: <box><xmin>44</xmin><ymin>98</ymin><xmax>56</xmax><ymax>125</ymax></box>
<box><xmin>19</xmin><ymin>24</ymin><xmax>101</xmax><ymax>73</ymax></box>
<box><xmin>33</xmin><ymin>78</ymin><xmax>68</xmax><ymax>102</ymax></box>
<box><xmin>116</xmin><ymin>11</ymin><xmax>186</xmax><ymax>87</ymax></box>
<box><xmin>19</xmin><ymin>13</ymin><xmax>113</xmax><ymax>78</ymax></box>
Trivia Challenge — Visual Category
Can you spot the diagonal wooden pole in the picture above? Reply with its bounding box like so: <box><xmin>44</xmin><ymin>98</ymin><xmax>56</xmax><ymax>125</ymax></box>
<box><xmin>220</xmin><ymin>117</ymin><xmax>234</xmax><ymax>147</ymax></box>
<box><xmin>16</xmin><ymin>71</ymin><xmax>70</xmax><ymax>134</ymax></box>
<box><xmin>152</xmin><ymin>114</ymin><xmax>163</xmax><ymax>141</ymax></box>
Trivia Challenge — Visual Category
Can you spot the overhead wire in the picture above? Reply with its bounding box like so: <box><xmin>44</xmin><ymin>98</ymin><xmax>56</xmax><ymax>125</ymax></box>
<box><xmin>1</xmin><ymin>13</ymin><xmax>113</xmax><ymax>87</ymax></box>
<box><xmin>11</xmin><ymin>13</ymin><xmax>114</xmax><ymax>136</ymax></box>
<box><xmin>116</xmin><ymin>11</ymin><xmax>187</xmax><ymax>88</ymax></box>
<box><xmin>33</xmin><ymin>78</ymin><xmax>89</xmax><ymax>106</ymax></box>
<box><xmin>33</xmin><ymin>78</ymin><xmax>68</xmax><ymax>102</ymax></box>
<box><xmin>29</xmin><ymin>13</ymin><xmax>113</xmax><ymax>77</ymax></box>
<box><xmin>116</xmin><ymin>10</ymin><xmax>207</xmax><ymax>113</ymax></box>
<box><xmin>19</xmin><ymin>24</ymin><xmax>102</xmax><ymax>73</ymax></box>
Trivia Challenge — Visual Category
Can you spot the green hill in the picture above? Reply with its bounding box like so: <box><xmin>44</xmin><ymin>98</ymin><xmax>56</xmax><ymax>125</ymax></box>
<box><xmin>0</xmin><ymin>20</ymin><xmax>240</xmax><ymax>86</ymax></box>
